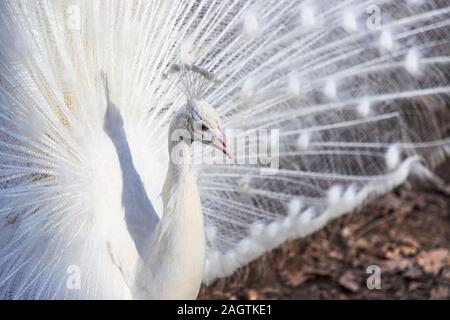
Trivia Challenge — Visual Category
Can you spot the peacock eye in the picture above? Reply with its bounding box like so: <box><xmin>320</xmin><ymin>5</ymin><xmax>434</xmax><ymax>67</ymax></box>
<box><xmin>201</xmin><ymin>124</ymin><xmax>209</xmax><ymax>132</ymax></box>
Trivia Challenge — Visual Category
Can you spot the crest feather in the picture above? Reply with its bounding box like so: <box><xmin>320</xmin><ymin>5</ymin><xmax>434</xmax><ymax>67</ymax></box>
<box><xmin>163</xmin><ymin>64</ymin><xmax>219</xmax><ymax>100</ymax></box>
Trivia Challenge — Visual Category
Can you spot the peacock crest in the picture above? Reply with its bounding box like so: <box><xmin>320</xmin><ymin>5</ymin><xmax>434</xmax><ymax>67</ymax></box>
<box><xmin>163</xmin><ymin>64</ymin><xmax>219</xmax><ymax>101</ymax></box>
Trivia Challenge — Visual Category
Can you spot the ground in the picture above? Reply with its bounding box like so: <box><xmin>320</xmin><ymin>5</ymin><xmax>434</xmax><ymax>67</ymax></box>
<box><xmin>199</xmin><ymin>161</ymin><xmax>450</xmax><ymax>300</ymax></box>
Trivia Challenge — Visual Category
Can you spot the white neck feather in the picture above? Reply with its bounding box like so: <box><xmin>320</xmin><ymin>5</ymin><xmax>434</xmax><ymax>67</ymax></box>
<box><xmin>132</xmin><ymin>121</ymin><xmax>205</xmax><ymax>300</ymax></box>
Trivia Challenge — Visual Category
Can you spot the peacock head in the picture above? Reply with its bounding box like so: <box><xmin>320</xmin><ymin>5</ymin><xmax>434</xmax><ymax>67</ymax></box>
<box><xmin>166</xmin><ymin>63</ymin><xmax>233</xmax><ymax>159</ymax></box>
<box><xmin>184</xmin><ymin>99</ymin><xmax>233</xmax><ymax>159</ymax></box>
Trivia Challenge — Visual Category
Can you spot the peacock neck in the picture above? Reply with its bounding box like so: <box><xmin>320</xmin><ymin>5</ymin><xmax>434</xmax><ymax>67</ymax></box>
<box><xmin>162</xmin><ymin>141</ymin><xmax>193</xmax><ymax>209</ymax></box>
<box><xmin>162</xmin><ymin>107</ymin><xmax>195</xmax><ymax>207</ymax></box>
<box><xmin>133</xmin><ymin>131</ymin><xmax>206</xmax><ymax>299</ymax></box>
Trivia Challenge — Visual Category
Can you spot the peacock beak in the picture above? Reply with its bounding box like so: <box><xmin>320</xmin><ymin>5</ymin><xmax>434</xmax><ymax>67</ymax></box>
<box><xmin>213</xmin><ymin>129</ymin><xmax>233</xmax><ymax>159</ymax></box>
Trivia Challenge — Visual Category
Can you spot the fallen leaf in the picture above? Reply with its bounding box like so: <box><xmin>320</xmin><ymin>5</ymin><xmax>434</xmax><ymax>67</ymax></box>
<box><xmin>403</xmin><ymin>268</ymin><xmax>423</xmax><ymax>280</ymax></box>
<box><xmin>261</xmin><ymin>287</ymin><xmax>281</xmax><ymax>295</ymax></box>
<box><xmin>380</xmin><ymin>258</ymin><xmax>414</xmax><ymax>274</ymax></box>
<box><xmin>328</xmin><ymin>250</ymin><xmax>343</xmax><ymax>260</ymax></box>
<box><xmin>384</xmin><ymin>245</ymin><xmax>417</xmax><ymax>259</ymax></box>
<box><xmin>417</xmin><ymin>249</ymin><xmax>449</xmax><ymax>275</ymax></box>
<box><xmin>246</xmin><ymin>289</ymin><xmax>259</xmax><ymax>300</ymax></box>
<box><xmin>408</xmin><ymin>282</ymin><xmax>422</xmax><ymax>291</ymax></box>
<box><xmin>442</xmin><ymin>269</ymin><xmax>450</xmax><ymax>281</ymax></box>
<box><xmin>397</xmin><ymin>234</ymin><xmax>420</xmax><ymax>248</ymax></box>
<box><xmin>384</xmin><ymin>193</ymin><xmax>403</xmax><ymax>210</ymax></box>
<box><xmin>354</xmin><ymin>238</ymin><xmax>370</xmax><ymax>251</ymax></box>
<box><xmin>341</xmin><ymin>227</ymin><xmax>352</xmax><ymax>238</ymax></box>
<box><xmin>303</xmin><ymin>265</ymin><xmax>332</xmax><ymax>276</ymax></box>
<box><xmin>399</xmin><ymin>245</ymin><xmax>418</xmax><ymax>256</ymax></box>
<box><xmin>280</xmin><ymin>270</ymin><xmax>310</xmax><ymax>287</ymax></box>
<box><xmin>430</xmin><ymin>287</ymin><xmax>449</xmax><ymax>300</ymax></box>
<box><xmin>338</xmin><ymin>271</ymin><xmax>360</xmax><ymax>292</ymax></box>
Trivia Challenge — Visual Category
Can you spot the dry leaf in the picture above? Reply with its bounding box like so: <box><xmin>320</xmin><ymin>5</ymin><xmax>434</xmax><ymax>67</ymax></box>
<box><xmin>403</xmin><ymin>268</ymin><xmax>423</xmax><ymax>280</ymax></box>
<box><xmin>408</xmin><ymin>282</ymin><xmax>422</xmax><ymax>291</ymax></box>
<box><xmin>341</xmin><ymin>227</ymin><xmax>352</xmax><ymax>238</ymax></box>
<box><xmin>384</xmin><ymin>245</ymin><xmax>417</xmax><ymax>259</ymax></box>
<box><xmin>399</xmin><ymin>245</ymin><xmax>418</xmax><ymax>256</ymax></box>
<box><xmin>328</xmin><ymin>250</ymin><xmax>343</xmax><ymax>260</ymax></box>
<box><xmin>281</xmin><ymin>270</ymin><xmax>310</xmax><ymax>287</ymax></box>
<box><xmin>430</xmin><ymin>287</ymin><xmax>449</xmax><ymax>300</ymax></box>
<box><xmin>384</xmin><ymin>193</ymin><xmax>403</xmax><ymax>210</ymax></box>
<box><xmin>338</xmin><ymin>271</ymin><xmax>360</xmax><ymax>292</ymax></box>
<box><xmin>442</xmin><ymin>269</ymin><xmax>450</xmax><ymax>281</ymax></box>
<box><xmin>397</xmin><ymin>234</ymin><xmax>420</xmax><ymax>248</ymax></box>
<box><xmin>246</xmin><ymin>289</ymin><xmax>259</xmax><ymax>300</ymax></box>
<box><xmin>354</xmin><ymin>238</ymin><xmax>370</xmax><ymax>251</ymax></box>
<box><xmin>417</xmin><ymin>249</ymin><xmax>449</xmax><ymax>275</ymax></box>
<box><xmin>380</xmin><ymin>258</ymin><xmax>413</xmax><ymax>274</ymax></box>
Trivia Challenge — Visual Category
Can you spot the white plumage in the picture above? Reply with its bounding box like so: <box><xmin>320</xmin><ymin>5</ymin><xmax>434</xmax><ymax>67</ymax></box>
<box><xmin>0</xmin><ymin>0</ymin><xmax>449</xmax><ymax>299</ymax></box>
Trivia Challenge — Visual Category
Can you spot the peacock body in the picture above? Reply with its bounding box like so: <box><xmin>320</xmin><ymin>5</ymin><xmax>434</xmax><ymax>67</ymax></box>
<box><xmin>0</xmin><ymin>0</ymin><xmax>449</xmax><ymax>299</ymax></box>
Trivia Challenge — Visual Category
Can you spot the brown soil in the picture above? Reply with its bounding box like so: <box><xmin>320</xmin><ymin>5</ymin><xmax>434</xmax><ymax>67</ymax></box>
<box><xmin>199</xmin><ymin>162</ymin><xmax>450</xmax><ymax>300</ymax></box>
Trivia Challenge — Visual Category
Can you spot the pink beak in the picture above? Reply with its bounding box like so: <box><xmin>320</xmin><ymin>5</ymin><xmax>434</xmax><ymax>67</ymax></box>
<box><xmin>214</xmin><ymin>129</ymin><xmax>233</xmax><ymax>159</ymax></box>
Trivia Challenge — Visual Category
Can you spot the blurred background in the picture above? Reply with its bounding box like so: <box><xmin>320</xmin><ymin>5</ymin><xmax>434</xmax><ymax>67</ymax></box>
<box><xmin>200</xmin><ymin>160</ymin><xmax>449</xmax><ymax>299</ymax></box>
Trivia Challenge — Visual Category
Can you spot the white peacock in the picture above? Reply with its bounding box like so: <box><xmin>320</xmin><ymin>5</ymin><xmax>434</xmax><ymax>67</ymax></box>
<box><xmin>0</xmin><ymin>0</ymin><xmax>449</xmax><ymax>299</ymax></box>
